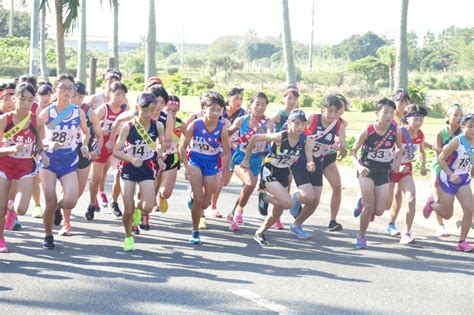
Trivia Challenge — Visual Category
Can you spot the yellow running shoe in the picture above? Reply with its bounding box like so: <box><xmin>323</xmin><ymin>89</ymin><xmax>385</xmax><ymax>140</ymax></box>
<box><xmin>133</xmin><ymin>208</ymin><xmax>142</xmax><ymax>226</ymax></box>
<box><xmin>159</xmin><ymin>197</ymin><xmax>168</xmax><ymax>213</ymax></box>
<box><xmin>32</xmin><ymin>205</ymin><xmax>43</xmax><ymax>218</ymax></box>
<box><xmin>199</xmin><ymin>216</ymin><xmax>207</xmax><ymax>230</ymax></box>
<box><xmin>123</xmin><ymin>236</ymin><xmax>135</xmax><ymax>251</ymax></box>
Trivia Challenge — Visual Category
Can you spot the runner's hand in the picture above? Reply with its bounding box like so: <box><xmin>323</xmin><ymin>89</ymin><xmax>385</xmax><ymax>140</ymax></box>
<box><xmin>449</xmin><ymin>173</ymin><xmax>460</xmax><ymax>184</ymax></box>
<box><xmin>90</xmin><ymin>151</ymin><xmax>98</xmax><ymax>161</ymax></box>
<box><xmin>105</xmin><ymin>139</ymin><xmax>114</xmax><ymax>152</ymax></box>
<box><xmin>157</xmin><ymin>157</ymin><xmax>166</xmax><ymax>170</ymax></box>
<box><xmin>41</xmin><ymin>152</ymin><xmax>50</xmax><ymax>167</ymax></box>
<box><xmin>184</xmin><ymin>167</ymin><xmax>191</xmax><ymax>180</ymax></box>
<box><xmin>306</xmin><ymin>161</ymin><xmax>316</xmax><ymax>173</ymax></box>
<box><xmin>338</xmin><ymin>147</ymin><xmax>348</xmax><ymax>160</ymax></box>
<box><xmin>420</xmin><ymin>165</ymin><xmax>427</xmax><ymax>176</ymax></box>
<box><xmin>358</xmin><ymin>165</ymin><xmax>370</xmax><ymax>177</ymax></box>
<box><xmin>13</xmin><ymin>143</ymin><xmax>25</xmax><ymax>152</ymax></box>
<box><xmin>131</xmin><ymin>157</ymin><xmax>142</xmax><ymax>168</ymax></box>
<box><xmin>81</xmin><ymin>146</ymin><xmax>90</xmax><ymax>159</ymax></box>
<box><xmin>240</xmin><ymin>159</ymin><xmax>250</xmax><ymax>170</ymax></box>
<box><xmin>51</xmin><ymin>141</ymin><xmax>64</xmax><ymax>150</ymax></box>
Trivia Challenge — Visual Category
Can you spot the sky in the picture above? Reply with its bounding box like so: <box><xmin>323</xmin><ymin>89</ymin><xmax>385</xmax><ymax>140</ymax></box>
<box><xmin>7</xmin><ymin>0</ymin><xmax>474</xmax><ymax>45</ymax></box>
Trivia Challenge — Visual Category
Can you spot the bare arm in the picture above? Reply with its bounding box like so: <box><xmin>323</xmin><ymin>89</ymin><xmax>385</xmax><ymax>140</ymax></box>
<box><xmin>438</xmin><ymin>137</ymin><xmax>460</xmax><ymax>182</ymax></box>
<box><xmin>350</xmin><ymin>129</ymin><xmax>369</xmax><ymax>175</ymax></box>
<box><xmin>180</xmin><ymin>121</ymin><xmax>195</xmax><ymax>170</ymax></box>
<box><xmin>419</xmin><ymin>135</ymin><xmax>427</xmax><ymax>175</ymax></box>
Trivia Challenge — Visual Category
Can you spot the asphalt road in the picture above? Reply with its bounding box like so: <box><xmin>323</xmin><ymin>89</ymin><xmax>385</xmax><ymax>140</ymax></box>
<box><xmin>1</xmin><ymin>169</ymin><xmax>473</xmax><ymax>314</ymax></box>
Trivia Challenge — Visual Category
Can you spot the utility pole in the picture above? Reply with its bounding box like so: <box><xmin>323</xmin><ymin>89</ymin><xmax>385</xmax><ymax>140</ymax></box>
<box><xmin>29</xmin><ymin>0</ymin><xmax>40</xmax><ymax>76</ymax></box>
<box><xmin>308</xmin><ymin>0</ymin><xmax>315</xmax><ymax>71</ymax></box>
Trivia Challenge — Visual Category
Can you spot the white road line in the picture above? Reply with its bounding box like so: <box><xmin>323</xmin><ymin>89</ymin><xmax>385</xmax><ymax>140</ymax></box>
<box><xmin>230</xmin><ymin>289</ymin><xmax>291</xmax><ymax>313</ymax></box>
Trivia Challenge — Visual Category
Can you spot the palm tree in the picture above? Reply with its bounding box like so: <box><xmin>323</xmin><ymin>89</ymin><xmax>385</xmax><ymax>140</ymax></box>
<box><xmin>377</xmin><ymin>46</ymin><xmax>396</xmax><ymax>91</ymax></box>
<box><xmin>112</xmin><ymin>1</ymin><xmax>119</xmax><ymax>68</ymax></box>
<box><xmin>77</xmin><ymin>0</ymin><xmax>87</xmax><ymax>83</ymax></box>
<box><xmin>395</xmin><ymin>0</ymin><xmax>409</xmax><ymax>91</ymax></box>
<box><xmin>39</xmin><ymin>2</ymin><xmax>48</xmax><ymax>80</ymax></box>
<box><xmin>281</xmin><ymin>0</ymin><xmax>296</xmax><ymax>85</ymax></box>
<box><xmin>145</xmin><ymin>0</ymin><xmax>156</xmax><ymax>80</ymax></box>
<box><xmin>308</xmin><ymin>0</ymin><xmax>315</xmax><ymax>71</ymax></box>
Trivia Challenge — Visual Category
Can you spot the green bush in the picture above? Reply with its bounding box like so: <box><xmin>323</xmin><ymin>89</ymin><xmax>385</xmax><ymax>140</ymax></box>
<box><xmin>407</xmin><ymin>82</ymin><xmax>427</xmax><ymax>105</ymax></box>
<box><xmin>351</xmin><ymin>98</ymin><xmax>375</xmax><ymax>112</ymax></box>
<box><xmin>130</xmin><ymin>73</ymin><xmax>145</xmax><ymax>84</ymax></box>
<box><xmin>167</xmin><ymin>67</ymin><xmax>179</xmax><ymax>75</ymax></box>
<box><xmin>299</xmin><ymin>94</ymin><xmax>314</xmax><ymax>107</ymax></box>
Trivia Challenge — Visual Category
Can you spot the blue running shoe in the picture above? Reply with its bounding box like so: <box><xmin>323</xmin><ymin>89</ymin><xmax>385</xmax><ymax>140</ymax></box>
<box><xmin>387</xmin><ymin>223</ymin><xmax>401</xmax><ymax>236</ymax></box>
<box><xmin>290</xmin><ymin>192</ymin><xmax>302</xmax><ymax>219</ymax></box>
<box><xmin>353</xmin><ymin>197</ymin><xmax>363</xmax><ymax>218</ymax></box>
<box><xmin>355</xmin><ymin>236</ymin><xmax>368</xmax><ymax>249</ymax></box>
<box><xmin>189</xmin><ymin>230</ymin><xmax>202</xmax><ymax>244</ymax></box>
<box><xmin>290</xmin><ymin>225</ymin><xmax>311</xmax><ymax>239</ymax></box>
<box><xmin>13</xmin><ymin>218</ymin><xmax>22</xmax><ymax>231</ymax></box>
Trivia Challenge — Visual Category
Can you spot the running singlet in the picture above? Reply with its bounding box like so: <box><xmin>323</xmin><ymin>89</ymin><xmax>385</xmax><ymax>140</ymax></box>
<box><xmin>2</xmin><ymin>113</ymin><xmax>37</xmax><ymax>159</ymax></box>
<box><xmin>360</xmin><ymin>123</ymin><xmax>397</xmax><ymax>173</ymax></box>
<box><xmin>443</xmin><ymin>135</ymin><xmax>472</xmax><ymax>175</ymax></box>
<box><xmin>305</xmin><ymin>114</ymin><xmax>340</xmax><ymax>161</ymax></box>
<box><xmin>189</xmin><ymin>118</ymin><xmax>223</xmax><ymax>156</ymax></box>
<box><xmin>223</xmin><ymin>108</ymin><xmax>246</xmax><ymax>144</ymax></box>
<box><xmin>44</xmin><ymin>103</ymin><xmax>81</xmax><ymax>153</ymax></box>
<box><xmin>274</xmin><ymin>108</ymin><xmax>288</xmax><ymax>132</ymax></box>
<box><xmin>264</xmin><ymin>131</ymin><xmax>306</xmax><ymax>168</ymax></box>
<box><xmin>164</xmin><ymin>117</ymin><xmax>183</xmax><ymax>155</ymax></box>
<box><xmin>123</xmin><ymin>120</ymin><xmax>158</xmax><ymax>161</ymax></box>
<box><xmin>400</xmin><ymin>129</ymin><xmax>424</xmax><ymax>164</ymax></box>
<box><xmin>237</xmin><ymin>115</ymin><xmax>267</xmax><ymax>155</ymax></box>
<box><xmin>101</xmin><ymin>104</ymin><xmax>127</xmax><ymax>135</ymax></box>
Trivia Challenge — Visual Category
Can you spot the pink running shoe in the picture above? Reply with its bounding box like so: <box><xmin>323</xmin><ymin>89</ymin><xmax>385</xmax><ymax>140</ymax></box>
<box><xmin>274</xmin><ymin>218</ymin><xmax>284</xmax><ymax>230</ymax></box>
<box><xmin>4</xmin><ymin>210</ymin><xmax>17</xmax><ymax>231</ymax></box>
<box><xmin>227</xmin><ymin>214</ymin><xmax>240</xmax><ymax>231</ymax></box>
<box><xmin>234</xmin><ymin>210</ymin><xmax>243</xmax><ymax>224</ymax></box>
<box><xmin>210</xmin><ymin>208</ymin><xmax>223</xmax><ymax>218</ymax></box>
<box><xmin>456</xmin><ymin>241</ymin><xmax>474</xmax><ymax>252</ymax></box>
<box><xmin>0</xmin><ymin>239</ymin><xmax>8</xmax><ymax>253</ymax></box>
<box><xmin>423</xmin><ymin>196</ymin><xmax>434</xmax><ymax>219</ymax></box>
<box><xmin>97</xmin><ymin>192</ymin><xmax>109</xmax><ymax>208</ymax></box>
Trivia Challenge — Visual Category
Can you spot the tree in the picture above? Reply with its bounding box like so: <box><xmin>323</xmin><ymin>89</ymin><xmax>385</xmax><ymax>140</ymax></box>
<box><xmin>244</xmin><ymin>42</ymin><xmax>279</xmax><ymax>61</ymax></box>
<box><xmin>335</xmin><ymin>32</ymin><xmax>386</xmax><ymax>61</ymax></box>
<box><xmin>348</xmin><ymin>56</ymin><xmax>387</xmax><ymax>87</ymax></box>
<box><xmin>209</xmin><ymin>55</ymin><xmax>242</xmax><ymax>83</ymax></box>
<box><xmin>377</xmin><ymin>46</ymin><xmax>396</xmax><ymax>90</ymax></box>
<box><xmin>208</xmin><ymin>35</ymin><xmax>239</xmax><ymax>55</ymax></box>
<box><xmin>145</xmin><ymin>0</ymin><xmax>156</xmax><ymax>80</ymax></box>
<box><xmin>281</xmin><ymin>0</ymin><xmax>296</xmax><ymax>85</ymax></box>
<box><xmin>0</xmin><ymin>2</ymin><xmax>31</xmax><ymax>37</ymax></box>
<box><xmin>157</xmin><ymin>43</ymin><xmax>177</xmax><ymax>59</ymax></box>
<box><xmin>308</xmin><ymin>0</ymin><xmax>315</xmax><ymax>71</ymax></box>
<box><xmin>9</xmin><ymin>0</ymin><xmax>14</xmax><ymax>35</ymax></box>
<box><xmin>395</xmin><ymin>0</ymin><xmax>409</xmax><ymax>91</ymax></box>
<box><xmin>76</xmin><ymin>0</ymin><xmax>86</xmax><ymax>82</ymax></box>
<box><xmin>112</xmin><ymin>1</ymin><xmax>119</xmax><ymax>68</ymax></box>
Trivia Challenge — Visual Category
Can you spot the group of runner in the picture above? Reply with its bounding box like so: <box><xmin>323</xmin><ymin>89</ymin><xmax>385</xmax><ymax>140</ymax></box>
<box><xmin>0</xmin><ymin>70</ymin><xmax>472</xmax><ymax>253</ymax></box>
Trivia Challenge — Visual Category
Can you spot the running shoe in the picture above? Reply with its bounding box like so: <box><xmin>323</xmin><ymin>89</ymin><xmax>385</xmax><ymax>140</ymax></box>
<box><xmin>328</xmin><ymin>220</ymin><xmax>343</xmax><ymax>232</ymax></box>
<box><xmin>258</xmin><ymin>191</ymin><xmax>269</xmax><ymax>216</ymax></box>
<box><xmin>353</xmin><ymin>197</ymin><xmax>364</xmax><ymax>218</ymax></box>
<box><xmin>199</xmin><ymin>216</ymin><xmax>207</xmax><ymax>230</ymax></box>
<box><xmin>274</xmin><ymin>218</ymin><xmax>284</xmax><ymax>230</ymax></box>
<box><xmin>234</xmin><ymin>210</ymin><xmax>244</xmax><ymax>224</ymax></box>
<box><xmin>85</xmin><ymin>205</ymin><xmax>95</xmax><ymax>221</ymax></box>
<box><xmin>159</xmin><ymin>197</ymin><xmax>168</xmax><ymax>214</ymax></box>
<box><xmin>58</xmin><ymin>223</ymin><xmax>71</xmax><ymax>236</ymax></box>
<box><xmin>456</xmin><ymin>241</ymin><xmax>474</xmax><ymax>252</ymax></box>
<box><xmin>227</xmin><ymin>213</ymin><xmax>240</xmax><ymax>231</ymax></box>
<box><xmin>423</xmin><ymin>196</ymin><xmax>434</xmax><ymax>219</ymax></box>
<box><xmin>4</xmin><ymin>210</ymin><xmax>17</xmax><ymax>231</ymax></box>
<box><xmin>140</xmin><ymin>215</ymin><xmax>150</xmax><ymax>231</ymax></box>
<box><xmin>32</xmin><ymin>205</ymin><xmax>44</xmax><ymax>218</ymax></box>
<box><xmin>436</xmin><ymin>225</ymin><xmax>450</xmax><ymax>237</ymax></box>
<box><xmin>290</xmin><ymin>225</ymin><xmax>311</xmax><ymax>239</ymax></box>
<box><xmin>355</xmin><ymin>236</ymin><xmax>368</xmax><ymax>249</ymax></box>
<box><xmin>0</xmin><ymin>239</ymin><xmax>8</xmax><ymax>253</ymax></box>
<box><xmin>43</xmin><ymin>235</ymin><xmax>56</xmax><ymax>250</ymax></box>
<box><xmin>387</xmin><ymin>223</ymin><xmax>401</xmax><ymax>236</ymax></box>
<box><xmin>290</xmin><ymin>192</ymin><xmax>302</xmax><ymax>219</ymax></box>
<box><xmin>54</xmin><ymin>207</ymin><xmax>63</xmax><ymax>226</ymax></box>
<box><xmin>98</xmin><ymin>192</ymin><xmax>108</xmax><ymax>208</ymax></box>
<box><xmin>111</xmin><ymin>201</ymin><xmax>122</xmax><ymax>217</ymax></box>
<box><xmin>133</xmin><ymin>208</ymin><xmax>142</xmax><ymax>226</ymax></box>
<box><xmin>132</xmin><ymin>225</ymin><xmax>140</xmax><ymax>235</ymax></box>
<box><xmin>400</xmin><ymin>232</ymin><xmax>415</xmax><ymax>245</ymax></box>
<box><xmin>209</xmin><ymin>208</ymin><xmax>223</xmax><ymax>218</ymax></box>
<box><xmin>189</xmin><ymin>230</ymin><xmax>202</xmax><ymax>244</ymax></box>
<box><xmin>123</xmin><ymin>236</ymin><xmax>135</xmax><ymax>251</ymax></box>
<box><xmin>254</xmin><ymin>232</ymin><xmax>272</xmax><ymax>247</ymax></box>
<box><xmin>187</xmin><ymin>187</ymin><xmax>193</xmax><ymax>210</ymax></box>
